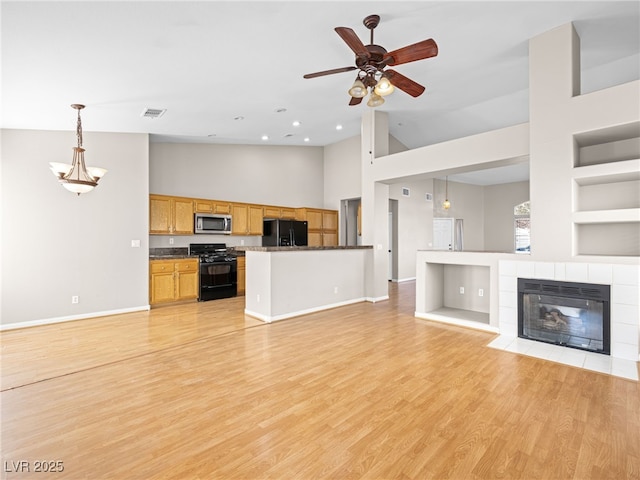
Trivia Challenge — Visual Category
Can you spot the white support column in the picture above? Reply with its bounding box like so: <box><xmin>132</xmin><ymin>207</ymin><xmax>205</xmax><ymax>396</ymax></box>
<box><xmin>361</xmin><ymin>110</ymin><xmax>391</xmax><ymax>302</ymax></box>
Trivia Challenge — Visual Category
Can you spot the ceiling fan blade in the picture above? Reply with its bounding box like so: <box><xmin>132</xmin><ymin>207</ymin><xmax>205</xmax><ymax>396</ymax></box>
<box><xmin>385</xmin><ymin>69</ymin><xmax>426</xmax><ymax>97</ymax></box>
<box><xmin>384</xmin><ymin>38</ymin><xmax>438</xmax><ymax>66</ymax></box>
<box><xmin>349</xmin><ymin>96</ymin><xmax>363</xmax><ymax>106</ymax></box>
<box><xmin>303</xmin><ymin>66</ymin><xmax>357</xmax><ymax>79</ymax></box>
<box><xmin>335</xmin><ymin>27</ymin><xmax>370</xmax><ymax>59</ymax></box>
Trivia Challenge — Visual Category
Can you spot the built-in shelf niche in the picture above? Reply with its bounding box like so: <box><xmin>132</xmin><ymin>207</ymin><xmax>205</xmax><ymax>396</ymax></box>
<box><xmin>423</xmin><ymin>263</ymin><xmax>490</xmax><ymax>325</ymax></box>
<box><xmin>572</xmin><ymin>123</ymin><xmax>640</xmax><ymax>257</ymax></box>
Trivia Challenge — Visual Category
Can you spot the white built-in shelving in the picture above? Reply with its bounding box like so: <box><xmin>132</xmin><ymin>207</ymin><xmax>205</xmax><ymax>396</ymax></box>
<box><xmin>572</xmin><ymin>123</ymin><xmax>640</xmax><ymax>257</ymax></box>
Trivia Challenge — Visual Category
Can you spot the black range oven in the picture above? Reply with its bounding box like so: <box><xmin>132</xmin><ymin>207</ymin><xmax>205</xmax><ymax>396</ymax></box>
<box><xmin>189</xmin><ymin>243</ymin><xmax>237</xmax><ymax>301</ymax></box>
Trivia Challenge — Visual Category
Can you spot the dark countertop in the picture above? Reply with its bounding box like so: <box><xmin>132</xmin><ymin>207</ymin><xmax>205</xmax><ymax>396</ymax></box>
<box><xmin>149</xmin><ymin>246</ymin><xmax>245</xmax><ymax>259</ymax></box>
<box><xmin>149</xmin><ymin>255</ymin><xmax>198</xmax><ymax>260</ymax></box>
<box><xmin>234</xmin><ymin>245</ymin><xmax>373</xmax><ymax>252</ymax></box>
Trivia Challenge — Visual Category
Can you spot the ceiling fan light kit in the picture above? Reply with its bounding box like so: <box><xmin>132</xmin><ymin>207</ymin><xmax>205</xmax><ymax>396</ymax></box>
<box><xmin>348</xmin><ymin>79</ymin><xmax>368</xmax><ymax>98</ymax></box>
<box><xmin>304</xmin><ymin>14</ymin><xmax>438</xmax><ymax>107</ymax></box>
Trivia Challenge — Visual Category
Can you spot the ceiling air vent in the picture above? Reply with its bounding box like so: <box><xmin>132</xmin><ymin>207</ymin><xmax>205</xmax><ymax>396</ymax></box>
<box><xmin>141</xmin><ymin>108</ymin><xmax>166</xmax><ymax>119</ymax></box>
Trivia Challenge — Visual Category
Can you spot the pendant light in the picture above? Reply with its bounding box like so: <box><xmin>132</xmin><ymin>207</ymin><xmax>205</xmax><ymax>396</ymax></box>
<box><xmin>443</xmin><ymin>176</ymin><xmax>451</xmax><ymax>210</ymax></box>
<box><xmin>49</xmin><ymin>104</ymin><xmax>107</xmax><ymax>195</ymax></box>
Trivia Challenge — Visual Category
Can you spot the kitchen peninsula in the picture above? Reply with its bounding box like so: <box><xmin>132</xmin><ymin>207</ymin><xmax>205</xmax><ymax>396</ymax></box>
<box><xmin>236</xmin><ymin>246</ymin><xmax>373</xmax><ymax>322</ymax></box>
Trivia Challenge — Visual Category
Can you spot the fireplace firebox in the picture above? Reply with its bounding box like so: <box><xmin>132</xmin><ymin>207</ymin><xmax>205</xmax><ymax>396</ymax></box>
<box><xmin>518</xmin><ymin>278</ymin><xmax>610</xmax><ymax>355</ymax></box>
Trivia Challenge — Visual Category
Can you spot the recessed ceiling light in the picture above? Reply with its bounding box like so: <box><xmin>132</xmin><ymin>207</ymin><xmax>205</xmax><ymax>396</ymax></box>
<box><xmin>304</xmin><ymin>137</ymin><xmax>310</xmax><ymax>142</ymax></box>
<box><xmin>336</xmin><ymin>124</ymin><xmax>343</xmax><ymax>130</ymax></box>
<box><xmin>234</xmin><ymin>116</ymin><xmax>244</xmax><ymax>121</ymax></box>
<box><xmin>284</xmin><ymin>133</ymin><xmax>294</xmax><ymax>138</ymax></box>
<box><xmin>261</xmin><ymin>135</ymin><xmax>269</xmax><ymax>141</ymax></box>
<box><xmin>292</xmin><ymin>120</ymin><xmax>301</xmax><ymax>127</ymax></box>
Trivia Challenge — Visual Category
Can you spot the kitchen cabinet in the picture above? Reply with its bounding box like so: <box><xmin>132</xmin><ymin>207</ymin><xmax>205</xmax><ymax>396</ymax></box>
<box><xmin>150</xmin><ymin>194</ymin><xmax>194</xmax><ymax>235</ymax></box>
<box><xmin>280</xmin><ymin>207</ymin><xmax>296</xmax><ymax>219</ymax></box>
<box><xmin>236</xmin><ymin>256</ymin><xmax>246</xmax><ymax>295</ymax></box>
<box><xmin>263</xmin><ymin>206</ymin><xmax>282</xmax><ymax>218</ymax></box>
<box><xmin>232</xmin><ymin>203</ymin><xmax>263</xmax><ymax>235</ymax></box>
<box><xmin>194</xmin><ymin>198</ymin><xmax>232</xmax><ymax>215</ymax></box>
<box><xmin>296</xmin><ymin>208</ymin><xmax>339</xmax><ymax>246</ymax></box>
<box><xmin>149</xmin><ymin>258</ymin><xmax>199</xmax><ymax>305</ymax></box>
<box><xmin>263</xmin><ymin>205</ymin><xmax>297</xmax><ymax>219</ymax></box>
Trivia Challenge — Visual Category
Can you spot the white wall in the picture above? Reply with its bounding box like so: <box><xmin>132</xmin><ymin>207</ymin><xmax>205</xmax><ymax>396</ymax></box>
<box><xmin>150</xmin><ymin>142</ymin><xmax>324</xmax><ymax>206</ymax></box>
<box><xmin>529</xmin><ymin>23</ymin><xmax>640</xmax><ymax>262</ymax></box>
<box><xmin>389</xmin><ymin>180</ymin><xmax>433</xmax><ymax>281</ymax></box>
<box><xmin>1</xmin><ymin>129</ymin><xmax>149</xmax><ymax>327</ymax></box>
<box><xmin>432</xmin><ymin>178</ymin><xmax>486</xmax><ymax>252</ymax></box>
<box><xmin>483</xmin><ymin>181</ymin><xmax>530</xmax><ymax>252</ymax></box>
<box><xmin>323</xmin><ymin>135</ymin><xmax>361</xmax><ymax>211</ymax></box>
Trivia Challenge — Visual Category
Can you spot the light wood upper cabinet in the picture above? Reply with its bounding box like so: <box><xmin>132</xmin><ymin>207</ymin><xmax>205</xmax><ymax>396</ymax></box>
<box><xmin>150</xmin><ymin>258</ymin><xmax>198</xmax><ymax>305</ymax></box>
<box><xmin>232</xmin><ymin>203</ymin><xmax>263</xmax><ymax>236</ymax></box>
<box><xmin>280</xmin><ymin>207</ymin><xmax>296</xmax><ymax>219</ymax></box>
<box><xmin>150</xmin><ymin>195</ymin><xmax>194</xmax><ymax>235</ymax></box>
<box><xmin>248</xmin><ymin>205</ymin><xmax>263</xmax><ymax>235</ymax></box>
<box><xmin>263</xmin><ymin>206</ymin><xmax>281</xmax><ymax>218</ymax></box>
<box><xmin>323</xmin><ymin>210</ymin><xmax>338</xmax><ymax>232</ymax></box>
<box><xmin>263</xmin><ymin>206</ymin><xmax>297</xmax><ymax>220</ymax></box>
<box><xmin>150</xmin><ymin>194</ymin><xmax>332</xmax><ymax>240</ymax></box>
<box><xmin>194</xmin><ymin>199</ymin><xmax>232</xmax><ymax>214</ymax></box>
<box><xmin>295</xmin><ymin>207</ymin><xmax>339</xmax><ymax>246</ymax></box>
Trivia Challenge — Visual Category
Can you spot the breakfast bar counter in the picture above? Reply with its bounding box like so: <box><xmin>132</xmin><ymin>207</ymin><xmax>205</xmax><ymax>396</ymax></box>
<box><xmin>235</xmin><ymin>246</ymin><xmax>373</xmax><ymax>322</ymax></box>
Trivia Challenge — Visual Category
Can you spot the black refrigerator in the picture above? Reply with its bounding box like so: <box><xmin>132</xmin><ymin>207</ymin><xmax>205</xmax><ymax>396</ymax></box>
<box><xmin>262</xmin><ymin>219</ymin><xmax>308</xmax><ymax>246</ymax></box>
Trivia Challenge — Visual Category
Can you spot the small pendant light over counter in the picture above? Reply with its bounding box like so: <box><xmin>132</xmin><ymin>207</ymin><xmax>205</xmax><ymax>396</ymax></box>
<box><xmin>443</xmin><ymin>176</ymin><xmax>451</xmax><ymax>210</ymax></box>
<box><xmin>49</xmin><ymin>104</ymin><xmax>107</xmax><ymax>195</ymax></box>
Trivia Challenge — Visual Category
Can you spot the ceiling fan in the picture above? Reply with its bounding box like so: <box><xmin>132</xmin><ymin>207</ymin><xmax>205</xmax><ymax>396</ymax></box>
<box><xmin>303</xmin><ymin>14</ymin><xmax>438</xmax><ymax>107</ymax></box>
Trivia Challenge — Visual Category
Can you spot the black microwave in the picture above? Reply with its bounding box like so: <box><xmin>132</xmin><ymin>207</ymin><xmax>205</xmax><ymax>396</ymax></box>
<box><xmin>194</xmin><ymin>213</ymin><xmax>232</xmax><ymax>234</ymax></box>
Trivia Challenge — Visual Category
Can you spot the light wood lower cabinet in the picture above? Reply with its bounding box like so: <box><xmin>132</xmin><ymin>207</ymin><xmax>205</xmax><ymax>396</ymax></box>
<box><xmin>150</xmin><ymin>258</ymin><xmax>199</xmax><ymax>305</ymax></box>
<box><xmin>236</xmin><ymin>256</ymin><xmax>246</xmax><ymax>295</ymax></box>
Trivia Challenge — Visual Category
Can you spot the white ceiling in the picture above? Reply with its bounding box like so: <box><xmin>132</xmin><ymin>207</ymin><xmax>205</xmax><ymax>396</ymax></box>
<box><xmin>2</xmin><ymin>1</ymin><xmax>639</xmax><ymax>185</ymax></box>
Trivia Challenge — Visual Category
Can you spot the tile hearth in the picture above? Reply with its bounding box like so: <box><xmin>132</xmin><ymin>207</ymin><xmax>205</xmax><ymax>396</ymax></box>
<box><xmin>488</xmin><ymin>335</ymin><xmax>638</xmax><ymax>381</ymax></box>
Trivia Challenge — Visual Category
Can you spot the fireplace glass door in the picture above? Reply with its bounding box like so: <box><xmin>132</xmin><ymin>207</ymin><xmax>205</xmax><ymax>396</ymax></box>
<box><xmin>518</xmin><ymin>279</ymin><xmax>610</xmax><ymax>355</ymax></box>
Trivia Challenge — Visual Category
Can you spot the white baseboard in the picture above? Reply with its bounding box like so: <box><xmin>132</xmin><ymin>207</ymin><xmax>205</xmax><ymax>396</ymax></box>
<box><xmin>415</xmin><ymin>312</ymin><xmax>500</xmax><ymax>334</ymax></box>
<box><xmin>245</xmin><ymin>297</ymin><xmax>367</xmax><ymax>323</ymax></box>
<box><xmin>391</xmin><ymin>277</ymin><xmax>416</xmax><ymax>283</ymax></box>
<box><xmin>366</xmin><ymin>295</ymin><xmax>390</xmax><ymax>303</ymax></box>
<box><xmin>0</xmin><ymin>305</ymin><xmax>151</xmax><ymax>331</ymax></box>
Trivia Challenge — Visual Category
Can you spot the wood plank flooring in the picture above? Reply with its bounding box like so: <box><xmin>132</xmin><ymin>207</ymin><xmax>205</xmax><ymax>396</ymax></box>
<box><xmin>1</xmin><ymin>282</ymin><xmax>639</xmax><ymax>479</ymax></box>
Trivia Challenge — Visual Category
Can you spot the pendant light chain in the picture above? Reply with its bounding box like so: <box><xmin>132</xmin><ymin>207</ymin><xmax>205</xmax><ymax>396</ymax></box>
<box><xmin>76</xmin><ymin>107</ymin><xmax>83</xmax><ymax>148</ymax></box>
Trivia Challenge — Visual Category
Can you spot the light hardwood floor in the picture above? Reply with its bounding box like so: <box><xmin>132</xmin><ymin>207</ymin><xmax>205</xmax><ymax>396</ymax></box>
<box><xmin>1</xmin><ymin>282</ymin><xmax>639</xmax><ymax>479</ymax></box>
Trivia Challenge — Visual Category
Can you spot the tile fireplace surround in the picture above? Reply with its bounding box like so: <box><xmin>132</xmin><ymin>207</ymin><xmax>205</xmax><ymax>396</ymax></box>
<box><xmin>492</xmin><ymin>260</ymin><xmax>639</xmax><ymax>381</ymax></box>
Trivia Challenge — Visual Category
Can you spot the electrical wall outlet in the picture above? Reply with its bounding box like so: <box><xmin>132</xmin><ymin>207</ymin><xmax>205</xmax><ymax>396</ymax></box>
<box><xmin>169</xmin><ymin>237</ymin><xmax>174</xmax><ymax>245</ymax></box>
<box><xmin>334</xmin><ymin>286</ymin><xmax>339</xmax><ymax>294</ymax></box>
<box><xmin>256</xmin><ymin>294</ymin><xmax>260</xmax><ymax>303</ymax></box>
<box><xmin>459</xmin><ymin>287</ymin><xmax>464</xmax><ymax>294</ymax></box>
<box><xmin>478</xmin><ymin>289</ymin><xmax>484</xmax><ymax>297</ymax></box>
<box><xmin>71</xmin><ymin>295</ymin><xmax>79</xmax><ymax>304</ymax></box>
<box><xmin>131</xmin><ymin>239</ymin><xmax>141</xmax><ymax>248</ymax></box>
